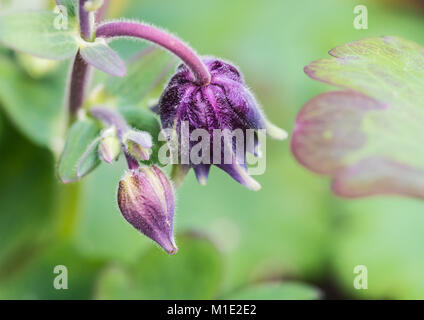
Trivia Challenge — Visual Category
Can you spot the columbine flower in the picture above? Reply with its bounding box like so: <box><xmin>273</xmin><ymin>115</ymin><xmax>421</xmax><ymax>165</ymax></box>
<box><xmin>117</xmin><ymin>165</ymin><xmax>177</xmax><ymax>254</ymax></box>
<box><xmin>158</xmin><ymin>58</ymin><xmax>287</xmax><ymax>190</ymax></box>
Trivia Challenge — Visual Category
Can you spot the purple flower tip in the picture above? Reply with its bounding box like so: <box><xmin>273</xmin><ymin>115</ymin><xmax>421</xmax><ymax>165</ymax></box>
<box><xmin>117</xmin><ymin>166</ymin><xmax>177</xmax><ymax>255</ymax></box>
<box><xmin>159</xmin><ymin>58</ymin><xmax>279</xmax><ymax>190</ymax></box>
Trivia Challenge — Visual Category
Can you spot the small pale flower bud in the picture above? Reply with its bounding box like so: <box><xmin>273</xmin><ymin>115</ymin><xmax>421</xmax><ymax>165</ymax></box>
<box><xmin>124</xmin><ymin>130</ymin><xmax>153</xmax><ymax>161</ymax></box>
<box><xmin>117</xmin><ymin>166</ymin><xmax>177</xmax><ymax>254</ymax></box>
<box><xmin>98</xmin><ymin>129</ymin><xmax>121</xmax><ymax>164</ymax></box>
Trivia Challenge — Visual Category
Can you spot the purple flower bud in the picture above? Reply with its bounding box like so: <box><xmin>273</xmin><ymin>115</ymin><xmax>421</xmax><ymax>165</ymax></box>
<box><xmin>158</xmin><ymin>58</ymin><xmax>286</xmax><ymax>190</ymax></box>
<box><xmin>117</xmin><ymin>166</ymin><xmax>177</xmax><ymax>254</ymax></box>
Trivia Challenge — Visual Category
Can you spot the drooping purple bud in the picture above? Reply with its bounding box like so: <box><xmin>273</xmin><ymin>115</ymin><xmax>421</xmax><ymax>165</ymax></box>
<box><xmin>158</xmin><ymin>58</ymin><xmax>287</xmax><ymax>190</ymax></box>
<box><xmin>117</xmin><ymin>166</ymin><xmax>177</xmax><ymax>254</ymax></box>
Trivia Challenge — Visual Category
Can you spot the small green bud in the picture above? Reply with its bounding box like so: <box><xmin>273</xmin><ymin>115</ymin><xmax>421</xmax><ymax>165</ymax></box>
<box><xmin>98</xmin><ymin>128</ymin><xmax>121</xmax><ymax>164</ymax></box>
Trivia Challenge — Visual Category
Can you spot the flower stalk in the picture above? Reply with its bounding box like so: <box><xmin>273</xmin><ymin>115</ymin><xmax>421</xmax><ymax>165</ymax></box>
<box><xmin>68</xmin><ymin>51</ymin><xmax>90</xmax><ymax>116</ymax></box>
<box><xmin>79</xmin><ymin>0</ymin><xmax>93</xmax><ymax>41</ymax></box>
<box><xmin>67</xmin><ymin>0</ymin><xmax>95</xmax><ymax>118</ymax></box>
<box><xmin>96</xmin><ymin>21</ymin><xmax>211</xmax><ymax>86</ymax></box>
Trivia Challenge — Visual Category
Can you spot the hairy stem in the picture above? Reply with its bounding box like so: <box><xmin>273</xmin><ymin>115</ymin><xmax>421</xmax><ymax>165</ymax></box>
<box><xmin>68</xmin><ymin>0</ymin><xmax>107</xmax><ymax>117</ymax></box>
<box><xmin>68</xmin><ymin>51</ymin><xmax>90</xmax><ymax>116</ymax></box>
<box><xmin>79</xmin><ymin>0</ymin><xmax>92</xmax><ymax>40</ymax></box>
<box><xmin>96</xmin><ymin>21</ymin><xmax>211</xmax><ymax>85</ymax></box>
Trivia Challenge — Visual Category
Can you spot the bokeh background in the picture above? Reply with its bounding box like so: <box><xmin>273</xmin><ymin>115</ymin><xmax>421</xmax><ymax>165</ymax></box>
<box><xmin>1</xmin><ymin>0</ymin><xmax>424</xmax><ymax>299</ymax></box>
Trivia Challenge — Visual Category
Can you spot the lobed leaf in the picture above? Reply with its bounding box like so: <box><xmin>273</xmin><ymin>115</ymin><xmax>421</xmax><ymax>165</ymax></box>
<box><xmin>0</xmin><ymin>11</ymin><xmax>78</xmax><ymax>60</ymax></box>
<box><xmin>58</xmin><ymin>119</ymin><xmax>101</xmax><ymax>183</ymax></box>
<box><xmin>293</xmin><ymin>36</ymin><xmax>424</xmax><ymax>199</ymax></box>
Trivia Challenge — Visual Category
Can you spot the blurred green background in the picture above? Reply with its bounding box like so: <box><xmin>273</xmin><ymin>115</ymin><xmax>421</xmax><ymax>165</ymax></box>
<box><xmin>1</xmin><ymin>0</ymin><xmax>424</xmax><ymax>299</ymax></box>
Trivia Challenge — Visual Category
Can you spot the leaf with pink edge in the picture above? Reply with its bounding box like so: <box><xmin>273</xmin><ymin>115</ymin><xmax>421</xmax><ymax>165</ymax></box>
<box><xmin>293</xmin><ymin>36</ymin><xmax>424</xmax><ymax>199</ymax></box>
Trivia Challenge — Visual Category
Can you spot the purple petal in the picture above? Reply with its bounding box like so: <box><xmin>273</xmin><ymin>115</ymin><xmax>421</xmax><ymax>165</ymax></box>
<box><xmin>217</xmin><ymin>161</ymin><xmax>261</xmax><ymax>191</ymax></box>
<box><xmin>158</xmin><ymin>57</ymin><xmax>284</xmax><ymax>190</ymax></box>
<box><xmin>193</xmin><ymin>164</ymin><xmax>211</xmax><ymax>185</ymax></box>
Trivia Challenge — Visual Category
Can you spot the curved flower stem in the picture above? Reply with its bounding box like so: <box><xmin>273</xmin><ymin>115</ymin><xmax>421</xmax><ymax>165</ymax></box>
<box><xmin>96</xmin><ymin>21</ymin><xmax>211</xmax><ymax>86</ymax></box>
<box><xmin>69</xmin><ymin>51</ymin><xmax>90</xmax><ymax>116</ymax></box>
<box><xmin>79</xmin><ymin>0</ymin><xmax>92</xmax><ymax>40</ymax></box>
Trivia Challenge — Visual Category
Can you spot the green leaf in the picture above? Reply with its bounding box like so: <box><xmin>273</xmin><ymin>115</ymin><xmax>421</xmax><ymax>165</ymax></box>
<box><xmin>57</xmin><ymin>0</ymin><xmax>78</xmax><ymax>18</ymax></box>
<box><xmin>58</xmin><ymin>119</ymin><xmax>101</xmax><ymax>183</ymax></box>
<box><xmin>104</xmin><ymin>47</ymin><xmax>175</xmax><ymax>105</ymax></box>
<box><xmin>95</xmin><ymin>235</ymin><xmax>223</xmax><ymax>299</ymax></box>
<box><xmin>0</xmin><ymin>54</ymin><xmax>67</xmax><ymax>148</ymax></box>
<box><xmin>0</xmin><ymin>241</ymin><xmax>103</xmax><ymax>299</ymax></box>
<box><xmin>119</xmin><ymin>105</ymin><xmax>165</xmax><ymax>166</ymax></box>
<box><xmin>0</xmin><ymin>0</ymin><xmax>47</xmax><ymax>11</ymax></box>
<box><xmin>0</xmin><ymin>11</ymin><xmax>78</xmax><ymax>60</ymax></box>
<box><xmin>93</xmin><ymin>265</ymin><xmax>134</xmax><ymax>299</ymax></box>
<box><xmin>16</xmin><ymin>53</ymin><xmax>60</xmax><ymax>79</ymax></box>
<box><xmin>0</xmin><ymin>119</ymin><xmax>56</xmax><ymax>263</ymax></box>
<box><xmin>80</xmin><ymin>40</ymin><xmax>126</xmax><ymax>77</ymax></box>
<box><xmin>224</xmin><ymin>282</ymin><xmax>321</xmax><ymax>300</ymax></box>
<box><xmin>293</xmin><ymin>36</ymin><xmax>424</xmax><ymax>199</ymax></box>
<box><xmin>331</xmin><ymin>197</ymin><xmax>424</xmax><ymax>299</ymax></box>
